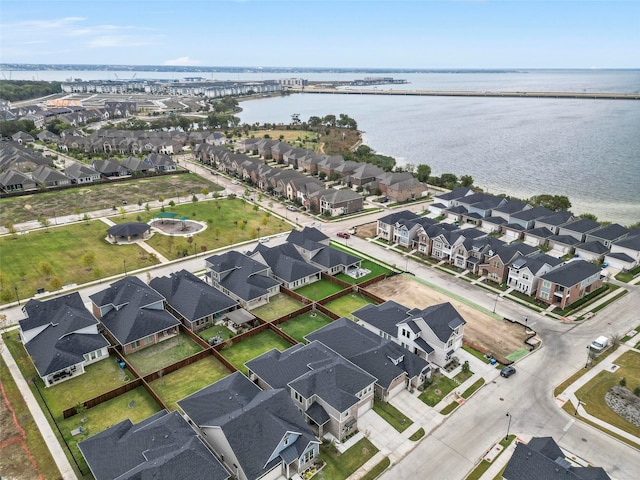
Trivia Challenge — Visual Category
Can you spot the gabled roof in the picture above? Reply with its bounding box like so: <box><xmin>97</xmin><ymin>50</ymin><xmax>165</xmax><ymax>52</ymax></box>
<box><xmin>249</xmin><ymin>243</ymin><xmax>323</xmax><ymax>284</ymax></box>
<box><xmin>587</xmin><ymin>223</ymin><xmax>629</xmax><ymax>241</ymax></box>
<box><xmin>286</xmin><ymin>227</ymin><xmax>329</xmax><ymax>249</ymax></box>
<box><xmin>575</xmin><ymin>241</ymin><xmax>610</xmax><ymax>255</ymax></box>
<box><xmin>178</xmin><ymin>372</ymin><xmax>318</xmax><ymax>480</ymax></box>
<box><xmin>377</xmin><ymin>210</ymin><xmax>420</xmax><ymax>226</ymax></box>
<box><xmin>540</xmin><ymin>260</ymin><xmax>602</xmax><ymax>287</ymax></box>
<box><xmin>89</xmin><ymin>276</ymin><xmax>180</xmax><ymax>346</ymax></box>
<box><xmin>79</xmin><ymin>410</ymin><xmax>230</xmax><ymax>480</ymax></box>
<box><xmin>434</xmin><ymin>187</ymin><xmax>473</xmax><ymax>201</ymax></box>
<box><xmin>510</xmin><ymin>253</ymin><xmax>563</xmax><ymax>275</ymax></box>
<box><xmin>561</xmin><ymin>218</ymin><xmax>601</xmax><ymax>234</ymax></box>
<box><xmin>353</xmin><ymin>300</ymin><xmax>411</xmax><ymax>337</ymax></box>
<box><xmin>511</xmin><ymin>206</ymin><xmax>554</xmax><ymax>221</ymax></box>
<box><xmin>525</xmin><ymin>227</ymin><xmax>554</xmax><ymax>239</ymax></box>
<box><xmin>535</xmin><ymin>210</ymin><xmax>574</xmax><ymax>227</ymax></box>
<box><xmin>613</xmin><ymin>233</ymin><xmax>640</xmax><ymax>251</ymax></box>
<box><xmin>492</xmin><ymin>200</ymin><xmax>531</xmax><ymax>215</ymax></box>
<box><xmin>503</xmin><ymin>436</ymin><xmax>611</xmax><ymax>480</ymax></box>
<box><xmin>246</xmin><ymin>341</ymin><xmax>376</xmax><ymax>413</ymax></box>
<box><xmin>548</xmin><ymin>235</ymin><xmax>581</xmax><ymax>247</ymax></box>
<box><xmin>404</xmin><ymin>302</ymin><xmax>467</xmax><ymax>343</ymax></box>
<box><xmin>64</xmin><ymin>162</ymin><xmax>99</xmax><ymax>179</ymax></box>
<box><xmin>206</xmin><ymin>251</ymin><xmax>280</xmax><ymax>302</ymax></box>
<box><xmin>32</xmin><ymin>165</ymin><xmax>69</xmax><ymax>183</ymax></box>
<box><xmin>306</xmin><ymin>318</ymin><xmax>429</xmax><ymax>387</ymax></box>
<box><xmin>149</xmin><ymin>270</ymin><xmax>238</xmax><ymax>322</ymax></box>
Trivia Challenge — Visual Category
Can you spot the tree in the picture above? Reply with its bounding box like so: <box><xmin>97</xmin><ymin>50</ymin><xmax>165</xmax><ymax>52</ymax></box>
<box><xmin>530</xmin><ymin>194</ymin><xmax>571</xmax><ymax>212</ymax></box>
<box><xmin>201</xmin><ymin>188</ymin><xmax>209</xmax><ymax>196</ymax></box>
<box><xmin>416</xmin><ymin>164</ymin><xmax>431</xmax><ymax>183</ymax></box>
<box><xmin>82</xmin><ymin>213</ymin><xmax>91</xmax><ymax>224</ymax></box>
<box><xmin>80</xmin><ymin>252</ymin><xmax>96</xmax><ymax>271</ymax></box>
<box><xmin>38</xmin><ymin>261</ymin><xmax>54</xmax><ymax>279</ymax></box>
<box><xmin>460</xmin><ymin>175</ymin><xmax>474</xmax><ymax>187</ymax></box>
<box><xmin>168</xmin><ymin>200</ymin><xmax>176</xmax><ymax>207</ymax></box>
<box><xmin>49</xmin><ymin>276</ymin><xmax>63</xmax><ymax>290</ymax></box>
<box><xmin>579</xmin><ymin>213</ymin><xmax>598</xmax><ymax>222</ymax></box>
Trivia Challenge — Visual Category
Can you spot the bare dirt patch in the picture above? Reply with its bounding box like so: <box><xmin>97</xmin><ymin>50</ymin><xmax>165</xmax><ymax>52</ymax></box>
<box><xmin>355</xmin><ymin>221</ymin><xmax>377</xmax><ymax>239</ymax></box>
<box><xmin>364</xmin><ymin>275</ymin><xmax>530</xmax><ymax>363</ymax></box>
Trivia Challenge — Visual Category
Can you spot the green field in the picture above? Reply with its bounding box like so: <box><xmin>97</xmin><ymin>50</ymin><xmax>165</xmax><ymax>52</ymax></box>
<box><xmin>323</xmin><ymin>293</ymin><xmax>377</xmax><ymax>319</ymax></box>
<box><xmin>251</xmin><ymin>294</ymin><xmax>304</xmax><ymax>321</ymax></box>
<box><xmin>124</xmin><ymin>334</ymin><xmax>203</xmax><ymax>377</ymax></box>
<box><xmin>0</xmin><ymin>173</ymin><xmax>219</xmax><ymax>224</ymax></box>
<box><xmin>295</xmin><ymin>279</ymin><xmax>346</xmax><ymax>300</ymax></box>
<box><xmin>278</xmin><ymin>311</ymin><xmax>334</xmax><ymax>343</ymax></box>
<box><xmin>0</xmin><ymin>221</ymin><xmax>158</xmax><ymax>303</ymax></box>
<box><xmin>149</xmin><ymin>355</ymin><xmax>231</xmax><ymax>410</ymax></box>
<box><xmin>219</xmin><ymin>329</ymin><xmax>294</xmax><ymax>374</ymax></box>
<box><xmin>114</xmin><ymin>196</ymin><xmax>292</xmax><ymax>259</ymax></box>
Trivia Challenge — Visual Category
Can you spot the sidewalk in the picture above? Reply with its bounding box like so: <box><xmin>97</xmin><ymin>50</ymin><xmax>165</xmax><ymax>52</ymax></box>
<box><xmin>0</xmin><ymin>335</ymin><xmax>78</xmax><ymax>480</ymax></box>
<box><xmin>555</xmin><ymin>344</ymin><xmax>640</xmax><ymax>445</ymax></box>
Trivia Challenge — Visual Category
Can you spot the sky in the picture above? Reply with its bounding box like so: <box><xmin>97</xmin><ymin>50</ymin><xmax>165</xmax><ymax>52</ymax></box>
<box><xmin>1</xmin><ymin>0</ymin><xmax>638</xmax><ymax>69</ymax></box>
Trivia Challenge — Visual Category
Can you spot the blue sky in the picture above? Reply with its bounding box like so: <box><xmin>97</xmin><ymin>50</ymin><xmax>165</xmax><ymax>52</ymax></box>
<box><xmin>1</xmin><ymin>0</ymin><xmax>638</xmax><ymax>68</ymax></box>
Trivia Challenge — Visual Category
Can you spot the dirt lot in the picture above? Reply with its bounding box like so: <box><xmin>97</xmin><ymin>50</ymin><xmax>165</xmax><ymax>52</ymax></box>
<box><xmin>355</xmin><ymin>221</ymin><xmax>377</xmax><ymax>239</ymax></box>
<box><xmin>364</xmin><ymin>275</ymin><xmax>531</xmax><ymax>363</ymax></box>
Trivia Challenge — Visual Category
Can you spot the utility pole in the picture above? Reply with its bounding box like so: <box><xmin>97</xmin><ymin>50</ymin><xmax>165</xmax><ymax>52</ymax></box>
<box><xmin>505</xmin><ymin>412</ymin><xmax>512</xmax><ymax>441</ymax></box>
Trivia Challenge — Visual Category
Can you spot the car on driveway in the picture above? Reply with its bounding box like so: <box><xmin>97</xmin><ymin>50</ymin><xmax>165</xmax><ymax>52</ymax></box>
<box><xmin>500</xmin><ymin>365</ymin><xmax>516</xmax><ymax>378</ymax></box>
<box><xmin>336</xmin><ymin>232</ymin><xmax>350</xmax><ymax>239</ymax></box>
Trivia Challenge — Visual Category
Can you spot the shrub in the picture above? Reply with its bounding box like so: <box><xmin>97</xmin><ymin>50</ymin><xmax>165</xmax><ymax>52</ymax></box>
<box><xmin>619</xmin><ymin>377</ymin><xmax>627</xmax><ymax>387</ymax></box>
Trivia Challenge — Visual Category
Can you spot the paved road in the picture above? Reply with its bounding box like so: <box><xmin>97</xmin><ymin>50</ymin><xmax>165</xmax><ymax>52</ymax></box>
<box><xmin>1</xmin><ymin>162</ymin><xmax>637</xmax><ymax>479</ymax></box>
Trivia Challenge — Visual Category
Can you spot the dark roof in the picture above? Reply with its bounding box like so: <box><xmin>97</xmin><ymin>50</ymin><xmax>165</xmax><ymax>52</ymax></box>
<box><xmin>79</xmin><ymin>410</ymin><xmax>230</xmax><ymax>480</ymax></box>
<box><xmin>352</xmin><ymin>300</ymin><xmax>412</xmax><ymax>337</ymax></box>
<box><xmin>286</xmin><ymin>227</ymin><xmax>329</xmax><ymax>248</ymax></box>
<box><xmin>90</xmin><ymin>276</ymin><xmax>180</xmax><ymax>346</ymax></box>
<box><xmin>613</xmin><ymin>233</ymin><xmax>640</xmax><ymax>251</ymax></box>
<box><xmin>561</xmin><ymin>218</ymin><xmax>601</xmax><ymax>234</ymax></box>
<box><xmin>587</xmin><ymin>223</ymin><xmax>629</xmax><ymax>241</ymax></box>
<box><xmin>377</xmin><ymin>210</ymin><xmax>420</xmax><ymax>225</ymax></box>
<box><xmin>434</xmin><ymin>187</ymin><xmax>473</xmax><ymax>201</ymax></box>
<box><xmin>492</xmin><ymin>200</ymin><xmax>531</xmax><ymax>215</ymax></box>
<box><xmin>149</xmin><ymin>270</ymin><xmax>238</xmax><ymax>322</ymax></box>
<box><xmin>306</xmin><ymin>318</ymin><xmax>429</xmax><ymax>387</ymax></box>
<box><xmin>535</xmin><ymin>211</ymin><xmax>573</xmax><ymax>227</ymax></box>
<box><xmin>404</xmin><ymin>302</ymin><xmax>466</xmax><ymax>343</ymax></box>
<box><xmin>606</xmin><ymin>252</ymin><xmax>635</xmax><ymax>263</ymax></box>
<box><xmin>178</xmin><ymin>372</ymin><xmax>318</xmax><ymax>480</ymax></box>
<box><xmin>548</xmin><ymin>235</ymin><xmax>581</xmax><ymax>247</ymax></box>
<box><xmin>249</xmin><ymin>243</ymin><xmax>322</xmax><ymax>284</ymax></box>
<box><xmin>246</xmin><ymin>341</ymin><xmax>375</xmax><ymax>413</ymax></box>
<box><xmin>525</xmin><ymin>227</ymin><xmax>554</xmax><ymax>239</ymax></box>
<box><xmin>107</xmin><ymin>222</ymin><xmax>150</xmax><ymax>237</ymax></box>
<box><xmin>540</xmin><ymin>260</ymin><xmax>602</xmax><ymax>287</ymax></box>
<box><xmin>503</xmin><ymin>437</ymin><xmax>611</xmax><ymax>480</ymax></box>
<box><xmin>575</xmin><ymin>241</ymin><xmax>610</xmax><ymax>255</ymax></box>
<box><xmin>511</xmin><ymin>206</ymin><xmax>554</xmax><ymax>222</ymax></box>
<box><xmin>206</xmin><ymin>251</ymin><xmax>280</xmax><ymax>302</ymax></box>
<box><xmin>510</xmin><ymin>253</ymin><xmax>563</xmax><ymax>275</ymax></box>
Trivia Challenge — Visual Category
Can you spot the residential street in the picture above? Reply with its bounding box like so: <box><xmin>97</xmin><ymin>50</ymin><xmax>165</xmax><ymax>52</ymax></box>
<box><xmin>1</xmin><ymin>167</ymin><xmax>638</xmax><ymax>480</ymax></box>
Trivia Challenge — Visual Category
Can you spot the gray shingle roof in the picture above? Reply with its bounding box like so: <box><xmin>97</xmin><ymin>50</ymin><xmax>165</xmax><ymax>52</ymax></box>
<box><xmin>561</xmin><ymin>218</ymin><xmax>600</xmax><ymax>234</ymax></box>
<box><xmin>377</xmin><ymin>210</ymin><xmax>420</xmax><ymax>226</ymax></box>
<box><xmin>79</xmin><ymin>410</ymin><xmax>230</xmax><ymax>480</ymax></box>
<box><xmin>149</xmin><ymin>269</ymin><xmax>238</xmax><ymax>323</ymax></box>
<box><xmin>503</xmin><ymin>437</ymin><xmax>610</xmax><ymax>480</ymax></box>
<box><xmin>178</xmin><ymin>372</ymin><xmax>318</xmax><ymax>480</ymax></box>
<box><xmin>403</xmin><ymin>302</ymin><xmax>467</xmax><ymax>343</ymax></box>
<box><xmin>587</xmin><ymin>223</ymin><xmax>629</xmax><ymax>241</ymax></box>
<box><xmin>90</xmin><ymin>277</ymin><xmax>180</xmax><ymax>346</ymax></box>
<box><xmin>206</xmin><ymin>251</ymin><xmax>280</xmax><ymax>302</ymax></box>
<box><xmin>107</xmin><ymin>222</ymin><xmax>150</xmax><ymax>237</ymax></box>
<box><xmin>540</xmin><ymin>260</ymin><xmax>602</xmax><ymax>287</ymax></box>
<box><xmin>249</xmin><ymin>243</ymin><xmax>323</xmax><ymax>284</ymax></box>
<box><xmin>306</xmin><ymin>318</ymin><xmax>429</xmax><ymax>387</ymax></box>
<box><xmin>575</xmin><ymin>241</ymin><xmax>610</xmax><ymax>255</ymax></box>
<box><xmin>352</xmin><ymin>300</ymin><xmax>411</xmax><ymax>337</ymax></box>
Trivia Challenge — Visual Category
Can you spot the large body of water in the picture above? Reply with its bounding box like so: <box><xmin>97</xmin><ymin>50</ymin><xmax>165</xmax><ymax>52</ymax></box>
<box><xmin>7</xmin><ymin>69</ymin><xmax>640</xmax><ymax>224</ymax></box>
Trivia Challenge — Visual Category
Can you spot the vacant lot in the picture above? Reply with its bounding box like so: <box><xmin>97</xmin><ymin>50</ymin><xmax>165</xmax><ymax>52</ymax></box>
<box><xmin>0</xmin><ymin>173</ymin><xmax>219</xmax><ymax>225</ymax></box>
<box><xmin>364</xmin><ymin>275</ymin><xmax>530</xmax><ymax>362</ymax></box>
<box><xmin>0</xmin><ymin>221</ymin><xmax>158</xmax><ymax>303</ymax></box>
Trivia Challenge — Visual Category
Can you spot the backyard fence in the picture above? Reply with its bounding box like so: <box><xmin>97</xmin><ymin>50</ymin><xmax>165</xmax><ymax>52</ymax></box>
<box><xmin>357</xmin><ymin>273</ymin><xmax>387</xmax><ymax>289</ymax></box>
<box><xmin>321</xmin><ymin>272</ymin><xmax>353</xmax><ymax>289</ymax></box>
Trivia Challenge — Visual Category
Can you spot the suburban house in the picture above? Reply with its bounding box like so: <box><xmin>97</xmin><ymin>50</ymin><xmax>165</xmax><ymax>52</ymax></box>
<box><xmin>248</xmin><ymin>243</ymin><xmax>323</xmax><ymax>290</ymax></box>
<box><xmin>347</xmin><ymin>163</ymin><xmax>384</xmax><ymax>187</ymax></box>
<box><xmin>79</xmin><ymin>410</ymin><xmax>231</xmax><ymax>480</ymax></box>
<box><xmin>502</xmin><ymin>436</ymin><xmax>611</xmax><ymax>480</ymax></box>
<box><xmin>92</xmin><ymin>158</ymin><xmax>128</xmax><ymax>178</ymax></box>
<box><xmin>415</xmin><ymin>223</ymin><xmax>458</xmax><ymax>257</ymax></box>
<box><xmin>508</xmin><ymin>206</ymin><xmax>555</xmax><ymax>230</ymax></box>
<box><xmin>533</xmin><ymin>211</ymin><xmax>574</xmax><ymax>234</ymax></box>
<box><xmin>313</xmin><ymin>188</ymin><xmax>363</xmax><ymax>216</ymax></box>
<box><xmin>146</xmin><ymin>152</ymin><xmax>178</xmax><ymax>171</ymax></box>
<box><xmin>480</xmin><ymin>243</ymin><xmax>540</xmax><ymax>285</ymax></box>
<box><xmin>585</xmin><ymin>223</ymin><xmax>630</xmax><ymax>248</ymax></box>
<box><xmin>18</xmin><ymin>292</ymin><xmax>110</xmax><ymax>387</ymax></box>
<box><xmin>431</xmin><ymin>187</ymin><xmax>474</xmax><ymax>211</ymax></box>
<box><xmin>0</xmin><ymin>169</ymin><xmax>37</xmax><ymax>192</ymax></box>
<box><xmin>353</xmin><ymin>300</ymin><xmax>466</xmax><ymax>367</ymax></box>
<box><xmin>205</xmin><ymin>251</ymin><xmax>281</xmax><ymax>309</ymax></box>
<box><xmin>306</xmin><ymin>318</ymin><xmax>431</xmax><ymax>400</ymax></box>
<box><xmin>89</xmin><ymin>276</ymin><xmax>181</xmax><ymax>354</ymax></box>
<box><xmin>605</xmin><ymin>233</ymin><xmax>640</xmax><ymax>270</ymax></box>
<box><xmin>149</xmin><ymin>270</ymin><xmax>239</xmax><ymax>332</ymax></box>
<box><xmin>376</xmin><ymin>210</ymin><xmax>420</xmax><ymax>242</ymax></box>
<box><xmin>32</xmin><ymin>165</ymin><xmax>72</xmax><ymax>187</ymax></box>
<box><xmin>536</xmin><ymin>260</ymin><xmax>604</xmax><ymax>309</ymax></box>
<box><xmin>574</xmin><ymin>241</ymin><xmax>610</xmax><ymax>263</ymax></box>
<box><xmin>490</xmin><ymin>200</ymin><xmax>531</xmax><ymax>223</ymax></box>
<box><xmin>378</xmin><ymin>172</ymin><xmax>428</xmax><ymax>202</ymax></box>
<box><xmin>547</xmin><ymin>235</ymin><xmax>581</xmax><ymax>256</ymax></box>
<box><xmin>11</xmin><ymin>130</ymin><xmax>35</xmax><ymax>144</ymax></box>
<box><xmin>246</xmin><ymin>341</ymin><xmax>377</xmax><ymax>441</ymax></box>
<box><xmin>178</xmin><ymin>372</ymin><xmax>320</xmax><ymax>480</ymax></box>
<box><xmin>64</xmin><ymin>162</ymin><xmax>101</xmax><ymax>184</ymax></box>
<box><xmin>286</xmin><ymin>227</ymin><xmax>362</xmax><ymax>275</ymax></box>
<box><xmin>557</xmin><ymin>218</ymin><xmax>602</xmax><ymax>242</ymax></box>
<box><xmin>506</xmin><ymin>253</ymin><xmax>564</xmax><ymax>296</ymax></box>
<box><xmin>449</xmin><ymin>192</ymin><xmax>509</xmax><ymax>225</ymax></box>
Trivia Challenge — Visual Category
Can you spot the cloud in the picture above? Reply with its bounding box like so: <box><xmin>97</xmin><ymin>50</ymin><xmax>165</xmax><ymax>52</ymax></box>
<box><xmin>164</xmin><ymin>56</ymin><xmax>201</xmax><ymax>66</ymax></box>
<box><xmin>86</xmin><ymin>35</ymin><xmax>158</xmax><ymax>48</ymax></box>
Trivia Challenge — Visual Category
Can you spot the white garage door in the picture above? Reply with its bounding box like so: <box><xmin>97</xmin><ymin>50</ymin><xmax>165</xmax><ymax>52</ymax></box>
<box><xmin>388</xmin><ymin>382</ymin><xmax>405</xmax><ymax>400</ymax></box>
<box><xmin>358</xmin><ymin>398</ymin><xmax>373</xmax><ymax>417</ymax></box>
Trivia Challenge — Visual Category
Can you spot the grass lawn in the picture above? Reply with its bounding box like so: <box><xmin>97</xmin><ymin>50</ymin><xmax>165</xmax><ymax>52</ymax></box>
<box><xmin>114</xmin><ymin>196</ymin><xmax>291</xmax><ymax>260</ymax></box>
<box><xmin>0</xmin><ymin>221</ymin><xmax>158</xmax><ymax>303</ymax></box>
<box><xmin>409</xmin><ymin>428</ymin><xmax>425</xmax><ymax>441</ymax></box>
<box><xmin>220</xmin><ymin>329</ymin><xmax>294</xmax><ymax>374</ymax></box>
<box><xmin>124</xmin><ymin>334</ymin><xmax>203</xmax><ymax>377</ymax></box>
<box><xmin>197</xmin><ymin>324</ymin><xmax>236</xmax><ymax>342</ymax></box>
<box><xmin>278</xmin><ymin>311</ymin><xmax>334</xmax><ymax>343</ymax></box>
<box><xmin>58</xmin><ymin>387</ymin><xmax>162</xmax><ymax>476</ymax></box>
<box><xmin>334</xmin><ymin>260</ymin><xmax>392</xmax><ymax>285</ymax></box>
<box><xmin>465</xmin><ymin>435</ymin><xmax>516</xmax><ymax>480</ymax></box>
<box><xmin>0</xmin><ymin>173</ymin><xmax>219</xmax><ymax>224</ymax></box>
<box><xmin>0</xmin><ymin>357</ymin><xmax>61</xmax><ymax>480</ymax></box>
<box><xmin>418</xmin><ymin>373</ymin><xmax>458</xmax><ymax>407</ymax></box>
<box><xmin>575</xmin><ymin>350</ymin><xmax>640</xmax><ymax>437</ymax></box>
<box><xmin>323</xmin><ymin>293</ymin><xmax>377</xmax><ymax>319</ymax></box>
<box><xmin>615</xmin><ymin>265</ymin><xmax>640</xmax><ymax>283</ymax></box>
<box><xmin>250</xmin><ymin>294</ymin><xmax>303</xmax><ymax>321</ymax></box>
<box><xmin>463</xmin><ymin>345</ymin><xmax>491</xmax><ymax>364</ymax></box>
<box><xmin>149</xmin><ymin>356</ymin><xmax>231</xmax><ymax>410</ymax></box>
<box><xmin>373</xmin><ymin>398</ymin><xmax>413</xmax><ymax>432</ymax></box>
<box><xmin>462</xmin><ymin>378</ymin><xmax>485</xmax><ymax>399</ymax></box>
<box><xmin>318</xmin><ymin>437</ymin><xmax>379</xmax><ymax>480</ymax></box>
<box><xmin>2</xmin><ymin>333</ymin><xmax>133</xmax><ymax>418</ymax></box>
<box><xmin>359</xmin><ymin>457</ymin><xmax>390</xmax><ymax>480</ymax></box>
<box><xmin>295</xmin><ymin>280</ymin><xmax>346</xmax><ymax>301</ymax></box>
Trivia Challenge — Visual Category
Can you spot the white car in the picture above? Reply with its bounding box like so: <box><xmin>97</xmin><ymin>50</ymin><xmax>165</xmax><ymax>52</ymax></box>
<box><xmin>258</xmin><ymin>237</ymin><xmax>270</xmax><ymax>243</ymax></box>
<box><xmin>231</xmin><ymin>180</ymin><xmax>238</xmax><ymax>185</ymax></box>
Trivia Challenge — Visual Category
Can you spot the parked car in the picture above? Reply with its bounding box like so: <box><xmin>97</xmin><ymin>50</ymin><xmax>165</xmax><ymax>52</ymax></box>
<box><xmin>336</xmin><ymin>232</ymin><xmax>350</xmax><ymax>239</ymax></box>
<box><xmin>231</xmin><ymin>180</ymin><xmax>238</xmax><ymax>185</ymax></box>
<box><xmin>286</xmin><ymin>205</ymin><xmax>297</xmax><ymax>211</ymax></box>
<box><xmin>258</xmin><ymin>237</ymin><xmax>270</xmax><ymax>243</ymax></box>
<box><xmin>500</xmin><ymin>366</ymin><xmax>516</xmax><ymax>378</ymax></box>
<box><xmin>590</xmin><ymin>336</ymin><xmax>609</xmax><ymax>352</ymax></box>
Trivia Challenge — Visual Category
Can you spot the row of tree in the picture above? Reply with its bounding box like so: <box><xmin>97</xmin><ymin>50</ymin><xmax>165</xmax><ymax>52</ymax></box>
<box><xmin>0</xmin><ymin>80</ymin><xmax>62</xmax><ymax>102</ymax></box>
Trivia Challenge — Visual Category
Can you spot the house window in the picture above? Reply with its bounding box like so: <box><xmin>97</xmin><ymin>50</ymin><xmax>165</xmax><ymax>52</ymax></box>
<box><xmin>302</xmin><ymin>449</ymin><xmax>315</xmax><ymax>464</ymax></box>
